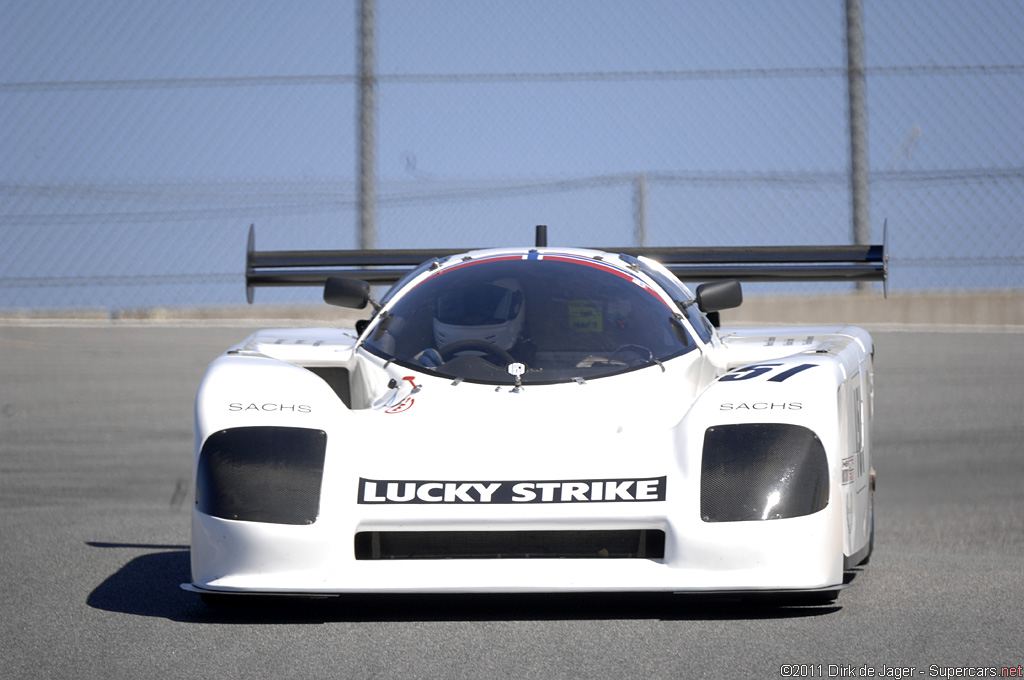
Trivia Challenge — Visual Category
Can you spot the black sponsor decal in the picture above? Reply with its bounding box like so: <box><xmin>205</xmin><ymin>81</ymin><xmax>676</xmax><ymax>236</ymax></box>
<box><xmin>358</xmin><ymin>477</ymin><xmax>667</xmax><ymax>504</ymax></box>
<box><xmin>229</xmin><ymin>402</ymin><xmax>312</xmax><ymax>413</ymax></box>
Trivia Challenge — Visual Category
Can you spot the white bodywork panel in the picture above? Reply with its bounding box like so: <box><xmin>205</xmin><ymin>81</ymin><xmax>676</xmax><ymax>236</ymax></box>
<box><xmin>188</xmin><ymin>248</ymin><xmax>875</xmax><ymax>598</ymax></box>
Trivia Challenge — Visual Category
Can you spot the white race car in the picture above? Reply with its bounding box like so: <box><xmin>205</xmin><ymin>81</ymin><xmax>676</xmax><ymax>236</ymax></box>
<box><xmin>183</xmin><ymin>226</ymin><xmax>885</xmax><ymax>604</ymax></box>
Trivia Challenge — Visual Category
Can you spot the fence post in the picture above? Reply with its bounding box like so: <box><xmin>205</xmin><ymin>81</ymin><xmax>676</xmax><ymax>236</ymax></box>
<box><xmin>358</xmin><ymin>0</ymin><xmax>377</xmax><ymax>250</ymax></box>
<box><xmin>846</xmin><ymin>0</ymin><xmax>871</xmax><ymax>291</ymax></box>
<box><xmin>634</xmin><ymin>172</ymin><xmax>648</xmax><ymax>248</ymax></box>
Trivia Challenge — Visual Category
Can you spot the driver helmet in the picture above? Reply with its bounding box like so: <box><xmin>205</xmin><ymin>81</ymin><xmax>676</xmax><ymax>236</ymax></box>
<box><xmin>433</xmin><ymin>278</ymin><xmax>525</xmax><ymax>351</ymax></box>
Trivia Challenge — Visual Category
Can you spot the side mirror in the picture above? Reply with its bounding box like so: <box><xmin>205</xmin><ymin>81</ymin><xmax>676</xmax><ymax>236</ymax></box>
<box><xmin>695</xmin><ymin>280</ymin><xmax>743</xmax><ymax>314</ymax></box>
<box><xmin>324</xmin><ymin>277</ymin><xmax>371</xmax><ymax>309</ymax></box>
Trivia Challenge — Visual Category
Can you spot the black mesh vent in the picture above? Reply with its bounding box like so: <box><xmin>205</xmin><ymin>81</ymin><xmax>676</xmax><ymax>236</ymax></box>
<box><xmin>701</xmin><ymin>423</ymin><xmax>828</xmax><ymax>522</ymax></box>
<box><xmin>305</xmin><ymin>367</ymin><xmax>352</xmax><ymax>408</ymax></box>
<box><xmin>196</xmin><ymin>426</ymin><xmax>327</xmax><ymax>525</ymax></box>
<box><xmin>354</xmin><ymin>529</ymin><xmax>665</xmax><ymax>560</ymax></box>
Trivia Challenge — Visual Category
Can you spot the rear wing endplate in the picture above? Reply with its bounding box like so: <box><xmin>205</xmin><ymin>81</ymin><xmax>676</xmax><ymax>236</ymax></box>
<box><xmin>245</xmin><ymin>223</ymin><xmax>888</xmax><ymax>303</ymax></box>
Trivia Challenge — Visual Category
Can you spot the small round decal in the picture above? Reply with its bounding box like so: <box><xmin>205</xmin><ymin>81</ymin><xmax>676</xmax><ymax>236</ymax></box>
<box><xmin>384</xmin><ymin>397</ymin><xmax>414</xmax><ymax>414</ymax></box>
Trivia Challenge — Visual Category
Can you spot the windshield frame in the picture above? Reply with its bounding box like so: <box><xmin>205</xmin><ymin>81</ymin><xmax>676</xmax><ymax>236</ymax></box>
<box><xmin>358</xmin><ymin>250</ymin><xmax>701</xmax><ymax>385</ymax></box>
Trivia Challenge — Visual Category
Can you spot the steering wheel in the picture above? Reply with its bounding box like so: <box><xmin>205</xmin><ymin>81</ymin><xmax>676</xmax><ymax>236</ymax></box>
<box><xmin>612</xmin><ymin>344</ymin><xmax>654</xmax><ymax>364</ymax></box>
<box><xmin>438</xmin><ymin>340</ymin><xmax>516</xmax><ymax>365</ymax></box>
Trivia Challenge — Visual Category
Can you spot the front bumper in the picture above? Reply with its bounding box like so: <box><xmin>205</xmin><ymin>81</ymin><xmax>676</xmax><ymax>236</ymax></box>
<box><xmin>188</xmin><ymin>501</ymin><xmax>844</xmax><ymax>595</ymax></box>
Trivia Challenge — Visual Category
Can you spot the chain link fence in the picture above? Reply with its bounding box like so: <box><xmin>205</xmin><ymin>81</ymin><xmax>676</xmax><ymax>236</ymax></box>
<box><xmin>1</xmin><ymin>0</ymin><xmax>1021</xmax><ymax>310</ymax></box>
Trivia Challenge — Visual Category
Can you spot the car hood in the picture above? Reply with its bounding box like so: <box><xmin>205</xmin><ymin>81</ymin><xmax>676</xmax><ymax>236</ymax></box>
<box><xmin>347</xmin><ymin>351</ymin><xmax>704</xmax><ymax>482</ymax></box>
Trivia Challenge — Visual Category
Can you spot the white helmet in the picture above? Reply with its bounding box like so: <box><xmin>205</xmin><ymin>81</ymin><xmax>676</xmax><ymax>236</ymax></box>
<box><xmin>433</xmin><ymin>278</ymin><xmax>525</xmax><ymax>351</ymax></box>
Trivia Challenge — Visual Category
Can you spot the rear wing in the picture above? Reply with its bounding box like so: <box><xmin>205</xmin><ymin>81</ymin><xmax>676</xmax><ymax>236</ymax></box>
<box><xmin>245</xmin><ymin>223</ymin><xmax>888</xmax><ymax>303</ymax></box>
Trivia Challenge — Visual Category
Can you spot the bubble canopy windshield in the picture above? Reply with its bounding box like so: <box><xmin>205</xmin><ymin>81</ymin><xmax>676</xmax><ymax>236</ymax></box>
<box><xmin>361</xmin><ymin>254</ymin><xmax>698</xmax><ymax>385</ymax></box>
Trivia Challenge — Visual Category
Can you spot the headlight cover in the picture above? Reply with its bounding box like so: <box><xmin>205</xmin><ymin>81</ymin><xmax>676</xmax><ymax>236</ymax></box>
<box><xmin>196</xmin><ymin>426</ymin><xmax>327</xmax><ymax>525</ymax></box>
<box><xmin>700</xmin><ymin>423</ymin><xmax>828</xmax><ymax>522</ymax></box>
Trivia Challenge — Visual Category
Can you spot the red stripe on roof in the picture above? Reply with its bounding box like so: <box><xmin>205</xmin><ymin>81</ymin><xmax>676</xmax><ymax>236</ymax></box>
<box><xmin>431</xmin><ymin>251</ymin><xmax>673</xmax><ymax>310</ymax></box>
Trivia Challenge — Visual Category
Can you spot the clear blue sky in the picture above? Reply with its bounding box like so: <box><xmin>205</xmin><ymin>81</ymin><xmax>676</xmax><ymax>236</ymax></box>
<box><xmin>2</xmin><ymin>1</ymin><xmax>1022</xmax><ymax>307</ymax></box>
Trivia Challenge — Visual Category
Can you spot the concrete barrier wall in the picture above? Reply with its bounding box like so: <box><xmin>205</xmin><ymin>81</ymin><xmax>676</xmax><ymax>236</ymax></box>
<box><xmin>722</xmin><ymin>292</ymin><xmax>1024</xmax><ymax>327</ymax></box>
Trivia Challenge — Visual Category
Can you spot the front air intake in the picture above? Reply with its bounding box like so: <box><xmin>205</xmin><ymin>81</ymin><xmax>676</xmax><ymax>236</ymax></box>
<box><xmin>196</xmin><ymin>426</ymin><xmax>327</xmax><ymax>525</ymax></box>
<box><xmin>305</xmin><ymin>367</ymin><xmax>352</xmax><ymax>407</ymax></box>
<box><xmin>354</xmin><ymin>529</ymin><xmax>665</xmax><ymax>560</ymax></box>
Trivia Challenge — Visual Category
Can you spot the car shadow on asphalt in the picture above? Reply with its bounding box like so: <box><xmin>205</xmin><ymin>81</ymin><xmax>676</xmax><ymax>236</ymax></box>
<box><xmin>86</xmin><ymin>543</ymin><xmax>848</xmax><ymax>624</ymax></box>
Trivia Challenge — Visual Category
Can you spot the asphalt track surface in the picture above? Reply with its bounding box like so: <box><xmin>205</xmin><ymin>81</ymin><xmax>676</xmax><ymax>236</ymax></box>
<box><xmin>1</xmin><ymin>322</ymin><xmax>1022</xmax><ymax>679</ymax></box>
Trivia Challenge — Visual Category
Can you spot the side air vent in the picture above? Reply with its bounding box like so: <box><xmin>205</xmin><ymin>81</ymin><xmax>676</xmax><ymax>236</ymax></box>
<box><xmin>354</xmin><ymin>529</ymin><xmax>665</xmax><ymax>560</ymax></box>
<box><xmin>306</xmin><ymin>367</ymin><xmax>352</xmax><ymax>407</ymax></box>
<box><xmin>196</xmin><ymin>426</ymin><xmax>327</xmax><ymax>525</ymax></box>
